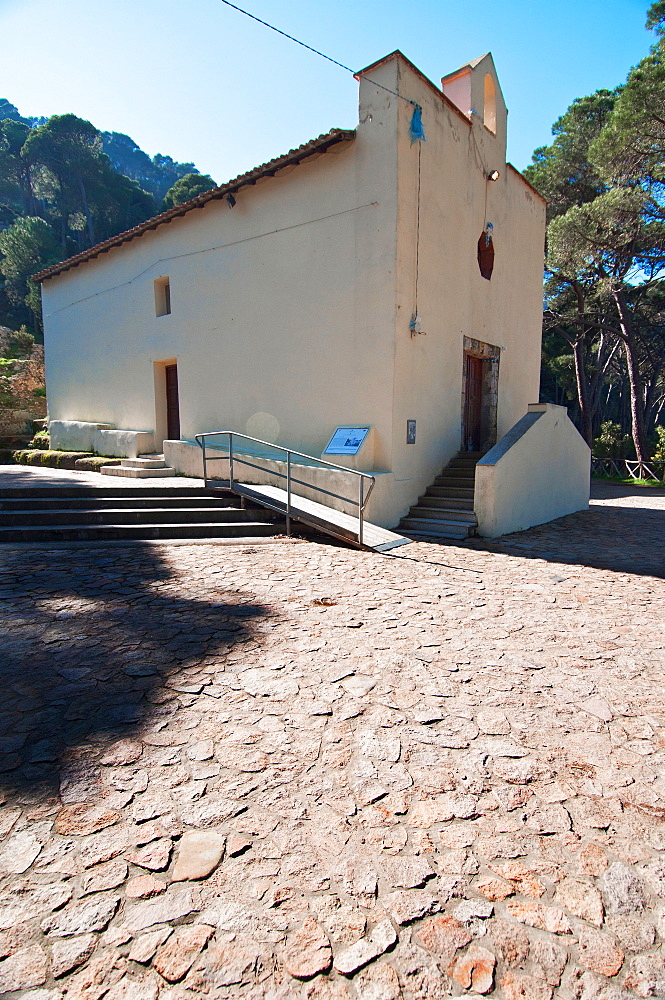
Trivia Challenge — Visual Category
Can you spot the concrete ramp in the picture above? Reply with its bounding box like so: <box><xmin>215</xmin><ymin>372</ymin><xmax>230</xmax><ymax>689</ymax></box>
<box><xmin>230</xmin><ymin>483</ymin><xmax>412</xmax><ymax>551</ymax></box>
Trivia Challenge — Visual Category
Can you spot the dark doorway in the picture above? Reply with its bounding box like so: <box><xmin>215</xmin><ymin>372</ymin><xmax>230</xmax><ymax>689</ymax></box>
<box><xmin>165</xmin><ymin>364</ymin><xmax>180</xmax><ymax>440</ymax></box>
<box><xmin>461</xmin><ymin>338</ymin><xmax>500</xmax><ymax>455</ymax></box>
<box><xmin>463</xmin><ymin>354</ymin><xmax>485</xmax><ymax>452</ymax></box>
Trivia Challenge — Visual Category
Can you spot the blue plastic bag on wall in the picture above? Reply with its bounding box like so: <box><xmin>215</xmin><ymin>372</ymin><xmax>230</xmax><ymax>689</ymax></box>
<box><xmin>410</xmin><ymin>106</ymin><xmax>426</xmax><ymax>144</ymax></box>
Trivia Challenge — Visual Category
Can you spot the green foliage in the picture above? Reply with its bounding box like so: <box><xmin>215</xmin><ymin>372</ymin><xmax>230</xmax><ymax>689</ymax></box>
<box><xmin>0</xmin><ymin>99</ymin><xmax>29</xmax><ymax>124</ymax></box>
<box><xmin>593</xmin><ymin>421</ymin><xmax>634</xmax><ymax>458</ymax></box>
<box><xmin>75</xmin><ymin>455</ymin><xmax>119</xmax><ymax>471</ymax></box>
<box><xmin>162</xmin><ymin>173</ymin><xmax>216</xmax><ymax>210</ymax></box>
<box><xmin>590</xmin><ymin>42</ymin><xmax>665</xmax><ymax>224</ymax></box>
<box><xmin>653</xmin><ymin>425</ymin><xmax>665</xmax><ymax>459</ymax></box>
<box><xmin>647</xmin><ymin>0</ymin><xmax>665</xmax><ymax>33</ymax></box>
<box><xmin>0</xmin><ymin>101</ymin><xmax>206</xmax><ymax>332</ymax></box>
<box><xmin>526</xmin><ymin>11</ymin><xmax>665</xmax><ymax>464</ymax></box>
<box><xmin>0</xmin><ymin>119</ymin><xmax>33</xmax><ymax>217</ymax></box>
<box><xmin>30</xmin><ymin>427</ymin><xmax>49</xmax><ymax>445</ymax></box>
<box><xmin>12</xmin><ymin>449</ymin><xmax>93</xmax><ymax>469</ymax></box>
<box><xmin>102</xmin><ymin>132</ymin><xmax>199</xmax><ymax>200</ymax></box>
<box><xmin>547</xmin><ymin>187</ymin><xmax>665</xmax><ymax>283</ymax></box>
<box><xmin>0</xmin><ymin>217</ymin><xmax>59</xmax><ymax>329</ymax></box>
<box><xmin>524</xmin><ymin>90</ymin><xmax>617</xmax><ymax>223</ymax></box>
<box><xmin>10</xmin><ymin>325</ymin><xmax>34</xmax><ymax>353</ymax></box>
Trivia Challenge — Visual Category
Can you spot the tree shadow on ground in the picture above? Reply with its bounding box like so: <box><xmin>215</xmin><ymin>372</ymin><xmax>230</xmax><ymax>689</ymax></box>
<box><xmin>0</xmin><ymin>542</ymin><xmax>267</xmax><ymax>802</ymax></box>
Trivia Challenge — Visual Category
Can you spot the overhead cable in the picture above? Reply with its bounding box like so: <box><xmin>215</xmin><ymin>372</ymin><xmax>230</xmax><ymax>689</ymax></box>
<box><xmin>216</xmin><ymin>0</ymin><xmax>418</xmax><ymax>106</ymax></box>
<box><xmin>217</xmin><ymin>0</ymin><xmax>355</xmax><ymax>73</ymax></box>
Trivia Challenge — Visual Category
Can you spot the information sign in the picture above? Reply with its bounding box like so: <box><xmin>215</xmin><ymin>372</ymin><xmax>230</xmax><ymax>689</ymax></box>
<box><xmin>323</xmin><ymin>426</ymin><xmax>371</xmax><ymax>456</ymax></box>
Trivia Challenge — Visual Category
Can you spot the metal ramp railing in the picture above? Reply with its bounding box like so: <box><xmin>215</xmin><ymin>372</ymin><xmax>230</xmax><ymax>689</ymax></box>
<box><xmin>195</xmin><ymin>430</ymin><xmax>377</xmax><ymax>548</ymax></box>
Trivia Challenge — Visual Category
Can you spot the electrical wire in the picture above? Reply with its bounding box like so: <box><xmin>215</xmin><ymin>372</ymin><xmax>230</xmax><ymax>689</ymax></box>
<box><xmin>414</xmin><ymin>140</ymin><xmax>422</xmax><ymax>315</ymax></box>
<box><xmin>217</xmin><ymin>0</ymin><xmax>355</xmax><ymax>73</ymax></box>
<box><xmin>43</xmin><ymin>201</ymin><xmax>379</xmax><ymax>319</ymax></box>
<box><xmin>215</xmin><ymin>0</ymin><xmax>418</xmax><ymax>107</ymax></box>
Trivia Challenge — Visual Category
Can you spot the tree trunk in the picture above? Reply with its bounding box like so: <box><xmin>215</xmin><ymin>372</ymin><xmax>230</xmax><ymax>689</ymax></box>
<box><xmin>612</xmin><ymin>288</ymin><xmax>649</xmax><ymax>464</ymax></box>
<box><xmin>572</xmin><ymin>336</ymin><xmax>593</xmax><ymax>445</ymax></box>
<box><xmin>569</xmin><ymin>280</ymin><xmax>595</xmax><ymax>445</ymax></box>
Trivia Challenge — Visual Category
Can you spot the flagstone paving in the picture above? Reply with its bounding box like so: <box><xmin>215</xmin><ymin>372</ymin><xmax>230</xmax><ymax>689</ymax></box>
<box><xmin>0</xmin><ymin>480</ymin><xmax>663</xmax><ymax>999</ymax></box>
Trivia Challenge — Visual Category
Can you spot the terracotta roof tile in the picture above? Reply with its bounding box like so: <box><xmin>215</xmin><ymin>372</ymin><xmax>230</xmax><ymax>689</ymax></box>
<box><xmin>34</xmin><ymin>128</ymin><xmax>355</xmax><ymax>282</ymax></box>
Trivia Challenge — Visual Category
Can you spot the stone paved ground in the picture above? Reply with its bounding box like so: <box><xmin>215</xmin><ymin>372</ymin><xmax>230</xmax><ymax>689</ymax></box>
<box><xmin>0</xmin><ymin>478</ymin><xmax>664</xmax><ymax>1000</ymax></box>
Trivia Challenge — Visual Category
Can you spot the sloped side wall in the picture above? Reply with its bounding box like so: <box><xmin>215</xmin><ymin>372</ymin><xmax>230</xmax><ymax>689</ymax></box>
<box><xmin>474</xmin><ymin>403</ymin><xmax>590</xmax><ymax>538</ymax></box>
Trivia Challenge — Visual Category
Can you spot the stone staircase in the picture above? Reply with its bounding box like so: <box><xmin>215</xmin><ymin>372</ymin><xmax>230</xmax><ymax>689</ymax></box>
<box><xmin>100</xmin><ymin>454</ymin><xmax>175</xmax><ymax>478</ymax></box>
<box><xmin>399</xmin><ymin>451</ymin><xmax>481</xmax><ymax>540</ymax></box>
<box><xmin>0</xmin><ymin>485</ymin><xmax>286</xmax><ymax>543</ymax></box>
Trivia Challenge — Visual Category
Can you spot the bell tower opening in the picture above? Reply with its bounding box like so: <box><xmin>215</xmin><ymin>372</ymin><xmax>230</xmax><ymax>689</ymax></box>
<box><xmin>483</xmin><ymin>73</ymin><xmax>497</xmax><ymax>133</ymax></box>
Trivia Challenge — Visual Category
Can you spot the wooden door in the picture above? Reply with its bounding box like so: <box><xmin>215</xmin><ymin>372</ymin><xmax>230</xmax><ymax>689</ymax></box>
<box><xmin>165</xmin><ymin>364</ymin><xmax>180</xmax><ymax>441</ymax></box>
<box><xmin>463</xmin><ymin>355</ymin><xmax>484</xmax><ymax>452</ymax></box>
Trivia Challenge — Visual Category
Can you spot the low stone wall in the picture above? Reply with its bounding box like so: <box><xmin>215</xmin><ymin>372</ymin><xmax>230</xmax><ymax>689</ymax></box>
<box><xmin>0</xmin><ymin>408</ymin><xmax>36</xmax><ymax>437</ymax></box>
<box><xmin>13</xmin><ymin>449</ymin><xmax>94</xmax><ymax>470</ymax></box>
<box><xmin>475</xmin><ymin>403</ymin><xmax>591</xmax><ymax>537</ymax></box>
<box><xmin>0</xmin><ymin>346</ymin><xmax>46</xmax><ymax>417</ymax></box>
<box><xmin>49</xmin><ymin>420</ymin><xmax>155</xmax><ymax>458</ymax></box>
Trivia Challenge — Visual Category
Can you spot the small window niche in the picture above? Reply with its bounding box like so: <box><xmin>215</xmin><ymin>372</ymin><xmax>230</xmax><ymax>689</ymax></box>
<box><xmin>154</xmin><ymin>276</ymin><xmax>171</xmax><ymax>317</ymax></box>
<box><xmin>483</xmin><ymin>73</ymin><xmax>497</xmax><ymax>134</ymax></box>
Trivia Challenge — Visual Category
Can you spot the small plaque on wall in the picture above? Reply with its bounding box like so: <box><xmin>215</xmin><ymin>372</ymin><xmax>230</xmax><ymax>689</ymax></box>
<box><xmin>323</xmin><ymin>426</ymin><xmax>371</xmax><ymax>456</ymax></box>
<box><xmin>407</xmin><ymin>419</ymin><xmax>416</xmax><ymax>444</ymax></box>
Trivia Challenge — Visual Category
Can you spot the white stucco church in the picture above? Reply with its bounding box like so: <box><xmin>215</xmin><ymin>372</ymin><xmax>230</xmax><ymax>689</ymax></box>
<box><xmin>35</xmin><ymin>51</ymin><xmax>590</xmax><ymax>538</ymax></box>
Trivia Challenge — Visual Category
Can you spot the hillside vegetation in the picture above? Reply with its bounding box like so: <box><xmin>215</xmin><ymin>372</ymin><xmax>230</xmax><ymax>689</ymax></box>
<box><xmin>0</xmin><ymin>99</ymin><xmax>215</xmax><ymax>336</ymax></box>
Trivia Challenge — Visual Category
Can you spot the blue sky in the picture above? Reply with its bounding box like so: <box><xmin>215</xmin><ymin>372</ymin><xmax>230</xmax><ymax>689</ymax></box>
<box><xmin>0</xmin><ymin>0</ymin><xmax>655</xmax><ymax>183</ymax></box>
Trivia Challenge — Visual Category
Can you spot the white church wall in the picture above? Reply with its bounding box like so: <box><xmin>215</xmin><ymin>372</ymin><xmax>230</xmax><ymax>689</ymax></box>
<box><xmin>42</xmin><ymin>59</ymin><xmax>402</xmax><ymax>479</ymax></box>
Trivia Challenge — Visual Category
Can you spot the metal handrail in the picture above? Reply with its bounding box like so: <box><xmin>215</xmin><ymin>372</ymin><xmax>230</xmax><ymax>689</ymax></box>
<box><xmin>195</xmin><ymin>430</ymin><xmax>375</xmax><ymax>546</ymax></box>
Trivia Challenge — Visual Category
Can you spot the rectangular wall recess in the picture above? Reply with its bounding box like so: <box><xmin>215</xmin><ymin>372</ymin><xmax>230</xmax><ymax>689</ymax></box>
<box><xmin>154</xmin><ymin>277</ymin><xmax>171</xmax><ymax>317</ymax></box>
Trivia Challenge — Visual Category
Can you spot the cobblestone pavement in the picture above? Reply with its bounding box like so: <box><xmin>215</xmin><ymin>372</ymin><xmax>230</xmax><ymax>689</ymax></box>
<box><xmin>0</xmin><ymin>480</ymin><xmax>664</xmax><ymax>999</ymax></box>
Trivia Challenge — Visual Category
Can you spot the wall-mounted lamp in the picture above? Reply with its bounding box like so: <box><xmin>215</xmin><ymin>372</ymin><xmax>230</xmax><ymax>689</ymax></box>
<box><xmin>487</xmin><ymin>170</ymin><xmax>500</xmax><ymax>182</ymax></box>
<box><xmin>226</xmin><ymin>192</ymin><xmax>236</xmax><ymax>208</ymax></box>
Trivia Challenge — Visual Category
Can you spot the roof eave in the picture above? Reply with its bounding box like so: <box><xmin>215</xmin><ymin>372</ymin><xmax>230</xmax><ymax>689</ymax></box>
<box><xmin>33</xmin><ymin>128</ymin><xmax>356</xmax><ymax>283</ymax></box>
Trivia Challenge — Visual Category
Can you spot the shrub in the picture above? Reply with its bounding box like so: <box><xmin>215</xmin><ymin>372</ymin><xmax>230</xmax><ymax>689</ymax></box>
<box><xmin>652</xmin><ymin>426</ymin><xmax>665</xmax><ymax>461</ymax></box>
<box><xmin>75</xmin><ymin>456</ymin><xmax>121</xmax><ymax>472</ymax></box>
<box><xmin>30</xmin><ymin>429</ymin><xmax>49</xmax><ymax>448</ymax></box>
<box><xmin>12</xmin><ymin>449</ymin><xmax>93</xmax><ymax>469</ymax></box>
<box><xmin>592</xmin><ymin>421</ymin><xmax>633</xmax><ymax>459</ymax></box>
<box><xmin>9</xmin><ymin>326</ymin><xmax>35</xmax><ymax>355</ymax></box>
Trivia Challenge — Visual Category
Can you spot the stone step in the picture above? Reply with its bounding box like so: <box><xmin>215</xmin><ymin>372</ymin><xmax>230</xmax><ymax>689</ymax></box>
<box><xmin>0</xmin><ymin>520</ymin><xmax>286</xmax><ymax>543</ymax></box>
<box><xmin>0</xmin><ymin>495</ymin><xmax>242</xmax><ymax>511</ymax></box>
<box><xmin>401</xmin><ymin>448</ymin><xmax>479</xmax><ymax>538</ymax></box>
<box><xmin>100</xmin><ymin>465</ymin><xmax>176</xmax><ymax>478</ymax></box>
<box><xmin>417</xmin><ymin>495</ymin><xmax>475</xmax><ymax>511</ymax></box>
<box><xmin>409</xmin><ymin>505</ymin><xmax>477</xmax><ymax>524</ymax></box>
<box><xmin>427</xmin><ymin>486</ymin><xmax>475</xmax><ymax>499</ymax></box>
<box><xmin>0</xmin><ymin>506</ymin><xmax>279</xmax><ymax>528</ymax></box>
<box><xmin>446</xmin><ymin>463</ymin><xmax>478</xmax><ymax>473</ymax></box>
<box><xmin>119</xmin><ymin>456</ymin><xmax>169</xmax><ymax>469</ymax></box>
<box><xmin>434</xmin><ymin>473</ymin><xmax>476</xmax><ymax>486</ymax></box>
<box><xmin>0</xmin><ymin>486</ymin><xmax>221</xmax><ymax>499</ymax></box>
<box><xmin>400</xmin><ymin>517</ymin><xmax>474</xmax><ymax>540</ymax></box>
<box><xmin>0</xmin><ymin>485</ymin><xmax>285</xmax><ymax>543</ymax></box>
